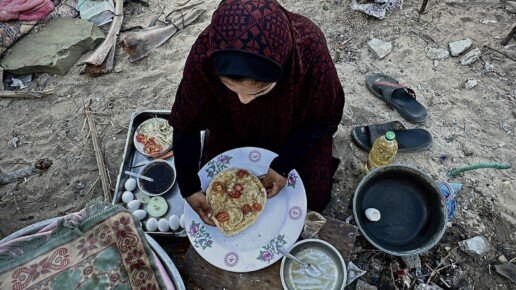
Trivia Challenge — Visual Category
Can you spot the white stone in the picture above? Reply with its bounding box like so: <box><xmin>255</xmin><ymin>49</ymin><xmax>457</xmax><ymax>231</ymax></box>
<box><xmin>449</xmin><ymin>38</ymin><xmax>473</xmax><ymax>56</ymax></box>
<box><xmin>132</xmin><ymin>209</ymin><xmax>147</xmax><ymax>221</ymax></box>
<box><xmin>465</xmin><ymin>79</ymin><xmax>478</xmax><ymax>89</ymax></box>
<box><xmin>459</xmin><ymin>236</ymin><xmax>491</xmax><ymax>255</ymax></box>
<box><xmin>121</xmin><ymin>191</ymin><xmax>134</xmax><ymax>203</ymax></box>
<box><xmin>460</xmin><ymin>48</ymin><xmax>481</xmax><ymax>65</ymax></box>
<box><xmin>169</xmin><ymin>215</ymin><xmax>180</xmax><ymax>231</ymax></box>
<box><xmin>368</xmin><ymin>38</ymin><xmax>392</xmax><ymax>60</ymax></box>
<box><xmin>426</xmin><ymin>47</ymin><xmax>449</xmax><ymax>60</ymax></box>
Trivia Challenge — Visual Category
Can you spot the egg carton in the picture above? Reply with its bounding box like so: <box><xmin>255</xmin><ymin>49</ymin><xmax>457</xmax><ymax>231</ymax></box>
<box><xmin>112</xmin><ymin>110</ymin><xmax>187</xmax><ymax>237</ymax></box>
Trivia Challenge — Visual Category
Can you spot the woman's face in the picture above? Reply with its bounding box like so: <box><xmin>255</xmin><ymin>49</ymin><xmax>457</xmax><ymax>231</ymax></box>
<box><xmin>220</xmin><ymin>76</ymin><xmax>277</xmax><ymax>104</ymax></box>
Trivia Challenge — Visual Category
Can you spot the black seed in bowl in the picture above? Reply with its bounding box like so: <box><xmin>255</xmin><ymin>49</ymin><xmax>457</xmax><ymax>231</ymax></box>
<box><xmin>140</xmin><ymin>162</ymin><xmax>175</xmax><ymax>195</ymax></box>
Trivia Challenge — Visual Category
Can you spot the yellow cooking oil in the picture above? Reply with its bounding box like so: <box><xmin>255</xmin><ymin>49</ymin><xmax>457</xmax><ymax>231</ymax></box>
<box><xmin>364</xmin><ymin>131</ymin><xmax>398</xmax><ymax>173</ymax></box>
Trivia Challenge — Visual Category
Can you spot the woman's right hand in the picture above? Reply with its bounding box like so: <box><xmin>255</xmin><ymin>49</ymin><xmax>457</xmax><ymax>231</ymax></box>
<box><xmin>186</xmin><ymin>191</ymin><xmax>215</xmax><ymax>226</ymax></box>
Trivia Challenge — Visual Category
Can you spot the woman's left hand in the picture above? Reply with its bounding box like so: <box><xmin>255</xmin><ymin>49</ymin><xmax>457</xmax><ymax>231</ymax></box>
<box><xmin>260</xmin><ymin>168</ymin><xmax>287</xmax><ymax>198</ymax></box>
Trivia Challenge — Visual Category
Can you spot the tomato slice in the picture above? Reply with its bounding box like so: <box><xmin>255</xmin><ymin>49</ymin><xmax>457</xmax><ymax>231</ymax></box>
<box><xmin>252</xmin><ymin>203</ymin><xmax>262</xmax><ymax>212</ymax></box>
<box><xmin>236</xmin><ymin>169</ymin><xmax>248</xmax><ymax>178</ymax></box>
<box><xmin>227</xmin><ymin>190</ymin><xmax>241</xmax><ymax>198</ymax></box>
<box><xmin>215</xmin><ymin>212</ymin><xmax>230</xmax><ymax>222</ymax></box>
<box><xmin>212</xmin><ymin>181</ymin><xmax>226</xmax><ymax>192</ymax></box>
<box><xmin>233</xmin><ymin>184</ymin><xmax>243</xmax><ymax>192</ymax></box>
<box><xmin>242</xmin><ymin>204</ymin><xmax>251</xmax><ymax>214</ymax></box>
<box><xmin>136</xmin><ymin>133</ymin><xmax>147</xmax><ymax>143</ymax></box>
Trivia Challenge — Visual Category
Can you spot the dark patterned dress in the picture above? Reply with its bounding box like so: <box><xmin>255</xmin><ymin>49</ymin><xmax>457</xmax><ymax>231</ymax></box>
<box><xmin>169</xmin><ymin>0</ymin><xmax>345</xmax><ymax>212</ymax></box>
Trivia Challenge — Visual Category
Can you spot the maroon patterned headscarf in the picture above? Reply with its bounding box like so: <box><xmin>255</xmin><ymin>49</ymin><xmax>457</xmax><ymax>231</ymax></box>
<box><xmin>170</xmin><ymin>0</ymin><xmax>344</xmax><ymax>162</ymax></box>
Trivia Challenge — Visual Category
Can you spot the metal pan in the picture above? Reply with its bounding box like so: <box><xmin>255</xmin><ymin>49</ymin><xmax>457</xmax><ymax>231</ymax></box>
<box><xmin>353</xmin><ymin>164</ymin><xmax>447</xmax><ymax>256</ymax></box>
<box><xmin>113</xmin><ymin>110</ymin><xmax>186</xmax><ymax>237</ymax></box>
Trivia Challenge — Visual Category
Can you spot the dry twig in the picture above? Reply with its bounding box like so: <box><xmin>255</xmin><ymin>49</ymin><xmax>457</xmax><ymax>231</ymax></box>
<box><xmin>0</xmin><ymin>90</ymin><xmax>53</xmax><ymax>99</ymax></box>
<box><xmin>84</xmin><ymin>101</ymin><xmax>111</xmax><ymax>202</ymax></box>
<box><xmin>427</xmin><ymin>246</ymin><xmax>458</xmax><ymax>283</ymax></box>
<box><xmin>0</xmin><ymin>159</ymin><xmax>53</xmax><ymax>186</ymax></box>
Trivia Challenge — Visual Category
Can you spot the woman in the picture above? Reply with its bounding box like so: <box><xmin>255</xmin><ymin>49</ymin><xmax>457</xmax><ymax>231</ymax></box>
<box><xmin>169</xmin><ymin>0</ymin><xmax>344</xmax><ymax>226</ymax></box>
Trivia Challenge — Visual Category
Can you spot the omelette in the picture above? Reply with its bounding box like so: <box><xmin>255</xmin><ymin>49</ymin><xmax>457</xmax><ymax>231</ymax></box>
<box><xmin>206</xmin><ymin>168</ymin><xmax>267</xmax><ymax>236</ymax></box>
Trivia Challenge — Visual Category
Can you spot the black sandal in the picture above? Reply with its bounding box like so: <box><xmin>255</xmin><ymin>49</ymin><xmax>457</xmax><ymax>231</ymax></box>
<box><xmin>352</xmin><ymin>121</ymin><xmax>433</xmax><ymax>153</ymax></box>
<box><xmin>366</xmin><ymin>73</ymin><xmax>428</xmax><ymax>123</ymax></box>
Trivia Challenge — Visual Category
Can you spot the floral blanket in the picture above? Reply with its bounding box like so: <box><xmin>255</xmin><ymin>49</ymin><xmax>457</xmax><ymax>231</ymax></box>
<box><xmin>0</xmin><ymin>204</ymin><xmax>166</xmax><ymax>290</ymax></box>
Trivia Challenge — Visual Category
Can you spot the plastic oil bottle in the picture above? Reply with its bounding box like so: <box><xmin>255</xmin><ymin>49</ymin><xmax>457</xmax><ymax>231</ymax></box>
<box><xmin>364</xmin><ymin>131</ymin><xmax>398</xmax><ymax>173</ymax></box>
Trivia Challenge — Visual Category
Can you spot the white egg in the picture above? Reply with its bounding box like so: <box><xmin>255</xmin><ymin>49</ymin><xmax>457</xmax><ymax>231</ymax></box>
<box><xmin>125</xmin><ymin>178</ymin><xmax>137</xmax><ymax>191</ymax></box>
<box><xmin>365</xmin><ymin>208</ymin><xmax>381</xmax><ymax>222</ymax></box>
<box><xmin>158</xmin><ymin>218</ymin><xmax>170</xmax><ymax>232</ymax></box>
<box><xmin>146</xmin><ymin>218</ymin><xmax>158</xmax><ymax>232</ymax></box>
<box><xmin>133</xmin><ymin>209</ymin><xmax>147</xmax><ymax>220</ymax></box>
<box><xmin>168</xmin><ymin>215</ymin><xmax>180</xmax><ymax>231</ymax></box>
<box><xmin>121</xmin><ymin>191</ymin><xmax>134</xmax><ymax>203</ymax></box>
<box><xmin>179</xmin><ymin>214</ymin><xmax>185</xmax><ymax>228</ymax></box>
<box><xmin>127</xmin><ymin>200</ymin><xmax>141</xmax><ymax>212</ymax></box>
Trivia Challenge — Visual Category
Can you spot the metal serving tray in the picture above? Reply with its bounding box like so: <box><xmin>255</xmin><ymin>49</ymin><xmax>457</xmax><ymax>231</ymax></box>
<box><xmin>112</xmin><ymin>110</ymin><xmax>186</xmax><ymax>237</ymax></box>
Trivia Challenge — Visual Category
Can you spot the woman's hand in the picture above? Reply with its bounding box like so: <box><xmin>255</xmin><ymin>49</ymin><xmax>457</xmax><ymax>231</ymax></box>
<box><xmin>260</xmin><ymin>168</ymin><xmax>287</xmax><ymax>198</ymax></box>
<box><xmin>186</xmin><ymin>191</ymin><xmax>215</xmax><ymax>226</ymax></box>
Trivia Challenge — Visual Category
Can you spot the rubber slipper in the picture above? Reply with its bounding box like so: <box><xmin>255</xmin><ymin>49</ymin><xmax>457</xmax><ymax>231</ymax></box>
<box><xmin>351</xmin><ymin>121</ymin><xmax>433</xmax><ymax>153</ymax></box>
<box><xmin>366</xmin><ymin>73</ymin><xmax>428</xmax><ymax>123</ymax></box>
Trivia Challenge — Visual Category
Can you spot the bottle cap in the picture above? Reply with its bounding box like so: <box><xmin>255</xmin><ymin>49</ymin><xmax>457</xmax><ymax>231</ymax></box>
<box><xmin>385</xmin><ymin>131</ymin><xmax>396</xmax><ymax>141</ymax></box>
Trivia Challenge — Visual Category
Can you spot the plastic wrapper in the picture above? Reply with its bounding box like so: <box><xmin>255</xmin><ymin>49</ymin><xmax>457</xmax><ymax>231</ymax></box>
<box><xmin>301</xmin><ymin>211</ymin><xmax>327</xmax><ymax>239</ymax></box>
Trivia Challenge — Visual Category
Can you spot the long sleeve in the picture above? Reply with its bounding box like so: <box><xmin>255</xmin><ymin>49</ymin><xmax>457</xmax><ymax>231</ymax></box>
<box><xmin>270</xmin><ymin>48</ymin><xmax>344</xmax><ymax>177</ymax></box>
<box><xmin>270</xmin><ymin>124</ymin><xmax>328</xmax><ymax>177</ymax></box>
<box><xmin>173</xmin><ymin>130</ymin><xmax>202</xmax><ymax>198</ymax></box>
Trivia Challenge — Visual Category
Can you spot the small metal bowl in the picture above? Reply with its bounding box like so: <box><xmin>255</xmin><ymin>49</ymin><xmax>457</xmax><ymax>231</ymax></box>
<box><xmin>280</xmin><ymin>239</ymin><xmax>347</xmax><ymax>290</ymax></box>
<box><xmin>138</xmin><ymin>160</ymin><xmax>176</xmax><ymax>196</ymax></box>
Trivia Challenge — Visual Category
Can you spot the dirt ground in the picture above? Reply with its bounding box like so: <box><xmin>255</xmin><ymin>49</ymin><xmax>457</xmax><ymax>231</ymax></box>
<box><xmin>0</xmin><ymin>0</ymin><xmax>515</xmax><ymax>289</ymax></box>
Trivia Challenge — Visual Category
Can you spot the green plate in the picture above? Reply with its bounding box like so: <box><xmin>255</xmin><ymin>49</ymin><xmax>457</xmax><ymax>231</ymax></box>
<box><xmin>147</xmin><ymin>196</ymin><xmax>169</xmax><ymax>218</ymax></box>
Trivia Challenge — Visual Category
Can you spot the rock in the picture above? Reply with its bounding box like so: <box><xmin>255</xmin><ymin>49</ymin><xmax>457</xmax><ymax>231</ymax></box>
<box><xmin>356</xmin><ymin>279</ymin><xmax>377</xmax><ymax>290</ymax></box>
<box><xmin>0</xmin><ymin>19</ymin><xmax>105</xmax><ymax>75</ymax></box>
<box><xmin>483</xmin><ymin>62</ymin><xmax>495</xmax><ymax>73</ymax></box>
<box><xmin>464</xmin><ymin>79</ymin><xmax>478</xmax><ymax>89</ymax></box>
<box><xmin>494</xmin><ymin>263</ymin><xmax>516</xmax><ymax>284</ymax></box>
<box><xmin>498</xmin><ymin>255</ymin><xmax>509</xmax><ymax>263</ymax></box>
<box><xmin>368</xmin><ymin>38</ymin><xmax>392</xmax><ymax>60</ymax></box>
<box><xmin>426</xmin><ymin>47</ymin><xmax>449</xmax><ymax>60</ymax></box>
<box><xmin>507</xmin><ymin>1</ymin><xmax>516</xmax><ymax>13</ymax></box>
<box><xmin>462</xmin><ymin>145</ymin><xmax>474</xmax><ymax>156</ymax></box>
<box><xmin>449</xmin><ymin>38</ymin><xmax>473</xmax><ymax>56</ymax></box>
<box><xmin>460</xmin><ymin>48</ymin><xmax>481</xmax><ymax>65</ymax></box>
<box><xmin>459</xmin><ymin>236</ymin><xmax>491</xmax><ymax>255</ymax></box>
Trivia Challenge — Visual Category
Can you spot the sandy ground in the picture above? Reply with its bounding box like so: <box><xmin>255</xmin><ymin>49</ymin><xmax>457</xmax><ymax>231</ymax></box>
<box><xmin>1</xmin><ymin>0</ymin><xmax>515</xmax><ymax>288</ymax></box>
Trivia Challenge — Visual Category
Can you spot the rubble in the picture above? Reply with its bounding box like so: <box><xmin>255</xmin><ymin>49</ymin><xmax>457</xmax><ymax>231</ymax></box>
<box><xmin>460</xmin><ymin>48</ymin><xmax>481</xmax><ymax>65</ymax></box>
<box><xmin>426</xmin><ymin>47</ymin><xmax>449</xmax><ymax>60</ymax></box>
<box><xmin>0</xmin><ymin>19</ymin><xmax>104</xmax><ymax>75</ymax></box>
<box><xmin>449</xmin><ymin>38</ymin><xmax>473</xmax><ymax>56</ymax></box>
<box><xmin>368</xmin><ymin>38</ymin><xmax>392</xmax><ymax>60</ymax></box>
<box><xmin>459</xmin><ymin>236</ymin><xmax>491</xmax><ymax>255</ymax></box>
<box><xmin>464</xmin><ymin>79</ymin><xmax>478</xmax><ymax>89</ymax></box>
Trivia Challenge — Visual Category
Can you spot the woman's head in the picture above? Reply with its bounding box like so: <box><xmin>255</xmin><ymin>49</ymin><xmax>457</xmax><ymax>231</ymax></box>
<box><xmin>209</xmin><ymin>0</ymin><xmax>292</xmax><ymax>103</ymax></box>
<box><xmin>220</xmin><ymin>76</ymin><xmax>276</xmax><ymax>104</ymax></box>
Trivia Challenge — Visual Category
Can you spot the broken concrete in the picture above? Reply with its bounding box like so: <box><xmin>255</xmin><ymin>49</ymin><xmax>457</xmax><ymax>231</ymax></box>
<box><xmin>427</xmin><ymin>47</ymin><xmax>450</xmax><ymax>60</ymax></box>
<box><xmin>449</xmin><ymin>38</ymin><xmax>473</xmax><ymax>56</ymax></box>
<box><xmin>356</xmin><ymin>279</ymin><xmax>377</xmax><ymax>290</ymax></box>
<box><xmin>459</xmin><ymin>236</ymin><xmax>491</xmax><ymax>255</ymax></box>
<box><xmin>460</xmin><ymin>48</ymin><xmax>481</xmax><ymax>65</ymax></box>
<box><xmin>494</xmin><ymin>263</ymin><xmax>516</xmax><ymax>284</ymax></box>
<box><xmin>0</xmin><ymin>19</ymin><xmax>104</xmax><ymax>75</ymax></box>
<box><xmin>465</xmin><ymin>79</ymin><xmax>478</xmax><ymax>89</ymax></box>
<box><xmin>368</xmin><ymin>38</ymin><xmax>392</xmax><ymax>60</ymax></box>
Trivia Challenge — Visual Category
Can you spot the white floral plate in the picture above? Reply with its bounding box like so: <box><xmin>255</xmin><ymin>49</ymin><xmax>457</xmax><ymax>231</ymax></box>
<box><xmin>184</xmin><ymin>147</ymin><xmax>307</xmax><ymax>272</ymax></box>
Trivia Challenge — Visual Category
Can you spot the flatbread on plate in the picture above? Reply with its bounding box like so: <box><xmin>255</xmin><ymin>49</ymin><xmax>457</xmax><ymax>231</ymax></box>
<box><xmin>206</xmin><ymin>168</ymin><xmax>267</xmax><ymax>236</ymax></box>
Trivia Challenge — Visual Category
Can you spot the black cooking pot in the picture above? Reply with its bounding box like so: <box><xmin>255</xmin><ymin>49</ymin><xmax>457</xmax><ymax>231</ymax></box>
<box><xmin>353</xmin><ymin>164</ymin><xmax>447</xmax><ymax>256</ymax></box>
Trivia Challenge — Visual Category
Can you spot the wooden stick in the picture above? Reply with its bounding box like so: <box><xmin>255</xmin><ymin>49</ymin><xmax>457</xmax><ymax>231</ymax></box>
<box><xmin>0</xmin><ymin>68</ymin><xmax>3</xmax><ymax>91</ymax></box>
<box><xmin>0</xmin><ymin>90</ymin><xmax>53</xmax><ymax>99</ymax></box>
<box><xmin>84</xmin><ymin>101</ymin><xmax>111</xmax><ymax>202</ymax></box>
<box><xmin>0</xmin><ymin>159</ymin><xmax>52</xmax><ymax>186</ymax></box>
<box><xmin>427</xmin><ymin>246</ymin><xmax>458</xmax><ymax>283</ymax></box>
<box><xmin>81</xmin><ymin>0</ymin><xmax>124</xmax><ymax>76</ymax></box>
<box><xmin>501</xmin><ymin>24</ymin><xmax>516</xmax><ymax>46</ymax></box>
<box><xmin>419</xmin><ymin>0</ymin><xmax>430</xmax><ymax>14</ymax></box>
